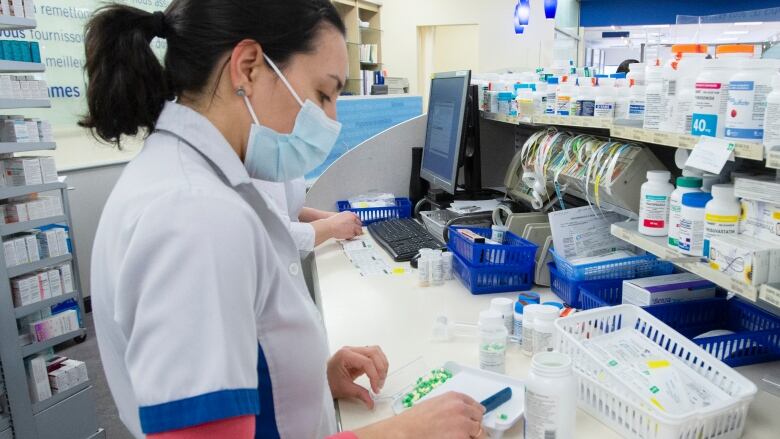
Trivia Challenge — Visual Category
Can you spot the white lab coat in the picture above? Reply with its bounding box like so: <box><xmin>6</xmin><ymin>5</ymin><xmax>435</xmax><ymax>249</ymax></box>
<box><xmin>91</xmin><ymin>102</ymin><xmax>336</xmax><ymax>438</ymax></box>
<box><xmin>253</xmin><ymin>178</ymin><xmax>316</xmax><ymax>252</ymax></box>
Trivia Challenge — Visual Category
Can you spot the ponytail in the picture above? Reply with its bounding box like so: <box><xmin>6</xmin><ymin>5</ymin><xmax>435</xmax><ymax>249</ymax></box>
<box><xmin>79</xmin><ymin>5</ymin><xmax>170</xmax><ymax>146</ymax></box>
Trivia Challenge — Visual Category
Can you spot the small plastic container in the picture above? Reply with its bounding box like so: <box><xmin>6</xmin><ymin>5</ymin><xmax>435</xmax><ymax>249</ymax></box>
<box><xmin>532</xmin><ymin>305</ymin><xmax>560</xmax><ymax>355</ymax></box>
<box><xmin>703</xmin><ymin>184</ymin><xmax>741</xmax><ymax>258</ymax></box>
<box><xmin>661</xmin><ymin>44</ymin><xmax>708</xmax><ymax>132</ymax></box>
<box><xmin>763</xmin><ymin>74</ymin><xmax>780</xmax><ymax>153</ymax></box>
<box><xmin>643</xmin><ymin>62</ymin><xmax>664</xmax><ymax>130</ymax></box>
<box><xmin>627</xmin><ymin>62</ymin><xmax>646</xmax><ymax>87</ymax></box>
<box><xmin>490</xmin><ymin>297</ymin><xmax>515</xmax><ymax>335</ymax></box>
<box><xmin>725</xmin><ymin>59</ymin><xmax>780</xmax><ymax>141</ymax></box>
<box><xmin>513</xmin><ymin>300</ymin><xmax>526</xmax><ymax>339</ymax></box>
<box><xmin>638</xmin><ymin>170</ymin><xmax>674</xmax><ymax>236</ymax></box>
<box><xmin>337</xmin><ymin>197</ymin><xmax>412</xmax><ymax>225</ymax></box>
<box><xmin>678</xmin><ymin>192</ymin><xmax>713</xmax><ymax>256</ymax></box>
<box><xmin>521</xmin><ymin>304</ymin><xmax>544</xmax><ymax>356</ymax></box>
<box><xmin>441</xmin><ymin>251</ymin><xmax>454</xmax><ymax>281</ymax></box>
<box><xmin>524</xmin><ymin>352</ymin><xmax>576</xmax><ymax>439</ymax></box>
<box><xmin>692</xmin><ymin>59</ymin><xmax>740</xmax><ymax>138</ymax></box>
<box><xmin>627</xmin><ymin>85</ymin><xmax>646</xmax><ymax>121</ymax></box>
<box><xmin>594</xmin><ymin>79</ymin><xmax>615</xmax><ymax>119</ymax></box>
<box><xmin>479</xmin><ymin>309</ymin><xmax>508</xmax><ymax>374</ymax></box>
<box><xmin>545</xmin><ymin>77</ymin><xmax>559</xmax><ymax>115</ymax></box>
<box><xmin>556</xmin><ymin>83</ymin><xmax>574</xmax><ymax>116</ymax></box>
<box><xmin>667</xmin><ymin>176</ymin><xmax>703</xmax><ymax>249</ymax></box>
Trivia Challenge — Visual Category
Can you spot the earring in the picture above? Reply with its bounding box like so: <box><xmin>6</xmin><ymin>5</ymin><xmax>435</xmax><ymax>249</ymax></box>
<box><xmin>236</xmin><ymin>87</ymin><xmax>246</xmax><ymax>97</ymax></box>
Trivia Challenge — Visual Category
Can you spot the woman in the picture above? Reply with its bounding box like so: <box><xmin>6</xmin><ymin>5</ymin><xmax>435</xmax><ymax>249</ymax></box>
<box><xmin>83</xmin><ymin>1</ymin><xmax>485</xmax><ymax>438</ymax></box>
<box><xmin>253</xmin><ymin>178</ymin><xmax>363</xmax><ymax>252</ymax></box>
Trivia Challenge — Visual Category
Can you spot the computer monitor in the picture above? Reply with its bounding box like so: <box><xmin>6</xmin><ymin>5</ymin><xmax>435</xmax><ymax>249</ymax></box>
<box><xmin>420</xmin><ymin>71</ymin><xmax>471</xmax><ymax>195</ymax></box>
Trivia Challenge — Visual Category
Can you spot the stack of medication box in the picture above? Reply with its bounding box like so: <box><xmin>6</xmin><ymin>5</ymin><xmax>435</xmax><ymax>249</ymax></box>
<box><xmin>0</xmin><ymin>0</ymin><xmax>36</xmax><ymax>18</ymax></box>
<box><xmin>1</xmin><ymin>194</ymin><xmax>64</xmax><ymax>224</ymax></box>
<box><xmin>0</xmin><ymin>156</ymin><xmax>59</xmax><ymax>186</ymax></box>
<box><xmin>47</xmin><ymin>357</ymin><xmax>88</xmax><ymax>395</ymax></box>
<box><xmin>0</xmin><ymin>75</ymin><xmax>48</xmax><ymax>100</ymax></box>
<box><xmin>29</xmin><ymin>308</ymin><xmax>78</xmax><ymax>342</ymax></box>
<box><xmin>11</xmin><ymin>266</ymin><xmax>66</xmax><ymax>307</ymax></box>
<box><xmin>3</xmin><ymin>228</ymin><xmax>70</xmax><ymax>268</ymax></box>
<box><xmin>0</xmin><ymin>116</ymin><xmax>54</xmax><ymax>143</ymax></box>
<box><xmin>0</xmin><ymin>40</ymin><xmax>40</xmax><ymax>63</ymax></box>
<box><xmin>621</xmin><ymin>273</ymin><xmax>717</xmax><ymax>306</ymax></box>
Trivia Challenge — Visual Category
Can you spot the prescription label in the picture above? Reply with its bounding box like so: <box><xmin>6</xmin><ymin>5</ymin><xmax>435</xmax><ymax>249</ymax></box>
<box><xmin>640</xmin><ymin>195</ymin><xmax>669</xmax><ymax>229</ymax></box>
<box><xmin>693</xmin><ymin>82</ymin><xmax>728</xmax><ymax>136</ymax></box>
<box><xmin>725</xmin><ymin>81</ymin><xmax>770</xmax><ymax>140</ymax></box>
<box><xmin>524</xmin><ymin>389</ymin><xmax>560</xmax><ymax>439</ymax></box>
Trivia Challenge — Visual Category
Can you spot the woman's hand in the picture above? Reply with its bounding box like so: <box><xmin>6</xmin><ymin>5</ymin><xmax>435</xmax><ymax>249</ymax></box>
<box><xmin>354</xmin><ymin>392</ymin><xmax>487</xmax><ymax>439</ymax></box>
<box><xmin>327</xmin><ymin>346</ymin><xmax>389</xmax><ymax>409</ymax></box>
<box><xmin>324</xmin><ymin>211</ymin><xmax>363</xmax><ymax>240</ymax></box>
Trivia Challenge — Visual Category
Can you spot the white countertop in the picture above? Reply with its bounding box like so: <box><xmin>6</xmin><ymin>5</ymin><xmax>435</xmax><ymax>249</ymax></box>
<box><xmin>315</xmin><ymin>232</ymin><xmax>780</xmax><ymax>438</ymax></box>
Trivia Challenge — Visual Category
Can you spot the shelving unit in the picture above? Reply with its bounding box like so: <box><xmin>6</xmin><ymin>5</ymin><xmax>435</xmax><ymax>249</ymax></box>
<box><xmin>332</xmin><ymin>0</ymin><xmax>383</xmax><ymax>95</ymax></box>
<box><xmin>0</xmin><ymin>14</ymin><xmax>102</xmax><ymax>439</ymax></box>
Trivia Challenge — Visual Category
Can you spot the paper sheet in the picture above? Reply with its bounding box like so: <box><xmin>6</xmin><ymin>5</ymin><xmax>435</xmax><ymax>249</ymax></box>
<box><xmin>685</xmin><ymin>137</ymin><xmax>736</xmax><ymax>174</ymax></box>
<box><xmin>549</xmin><ymin>206</ymin><xmax>633</xmax><ymax>260</ymax></box>
<box><xmin>447</xmin><ymin>199</ymin><xmax>502</xmax><ymax>215</ymax></box>
<box><xmin>341</xmin><ymin>238</ymin><xmax>395</xmax><ymax>276</ymax></box>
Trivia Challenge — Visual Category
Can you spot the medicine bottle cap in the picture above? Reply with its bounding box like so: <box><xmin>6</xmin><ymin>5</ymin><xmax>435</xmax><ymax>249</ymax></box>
<box><xmin>682</xmin><ymin>192</ymin><xmax>713</xmax><ymax>208</ymax></box>
<box><xmin>535</xmin><ymin>305</ymin><xmax>560</xmax><ymax>320</ymax></box>
<box><xmin>491</xmin><ymin>297</ymin><xmax>514</xmax><ymax>311</ymax></box>
<box><xmin>479</xmin><ymin>309</ymin><xmax>503</xmax><ymax>327</ymax></box>
<box><xmin>646</xmin><ymin>170</ymin><xmax>671</xmax><ymax>182</ymax></box>
<box><xmin>515</xmin><ymin>300</ymin><xmax>528</xmax><ymax>313</ymax></box>
<box><xmin>710</xmin><ymin>184</ymin><xmax>736</xmax><ymax>199</ymax></box>
<box><xmin>518</xmin><ymin>291</ymin><xmax>541</xmax><ymax>303</ymax></box>
<box><xmin>676</xmin><ymin>176</ymin><xmax>703</xmax><ymax>188</ymax></box>
<box><xmin>671</xmin><ymin>44</ymin><xmax>708</xmax><ymax>54</ymax></box>
<box><xmin>547</xmin><ymin>77</ymin><xmax>559</xmax><ymax>85</ymax></box>
<box><xmin>542</xmin><ymin>301</ymin><xmax>564</xmax><ymax>310</ymax></box>
<box><xmin>610</xmin><ymin>73</ymin><xmax>627</xmax><ymax>79</ymax></box>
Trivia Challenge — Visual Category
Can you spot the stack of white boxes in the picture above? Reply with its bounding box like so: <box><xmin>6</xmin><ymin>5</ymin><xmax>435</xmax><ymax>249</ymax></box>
<box><xmin>47</xmin><ymin>357</ymin><xmax>88</xmax><ymax>395</ymax></box>
<box><xmin>36</xmin><ymin>227</ymin><xmax>69</xmax><ymax>259</ymax></box>
<box><xmin>29</xmin><ymin>308</ymin><xmax>78</xmax><ymax>343</ymax></box>
<box><xmin>0</xmin><ymin>116</ymin><xmax>54</xmax><ymax>143</ymax></box>
<box><xmin>3</xmin><ymin>228</ymin><xmax>69</xmax><ymax>268</ymax></box>
<box><xmin>11</xmin><ymin>267</ymin><xmax>65</xmax><ymax>307</ymax></box>
<box><xmin>0</xmin><ymin>0</ymin><xmax>36</xmax><ymax>18</ymax></box>
<box><xmin>0</xmin><ymin>75</ymin><xmax>47</xmax><ymax>100</ymax></box>
<box><xmin>0</xmin><ymin>156</ymin><xmax>58</xmax><ymax>187</ymax></box>
<box><xmin>1</xmin><ymin>194</ymin><xmax>64</xmax><ymax>224</ymax></box>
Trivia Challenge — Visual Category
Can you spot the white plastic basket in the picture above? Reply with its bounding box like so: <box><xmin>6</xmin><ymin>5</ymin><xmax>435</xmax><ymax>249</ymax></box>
<box><xmin>554</xmin><ymin>304</ymin><xmax>757</xmax><ymax>439</ymax></box>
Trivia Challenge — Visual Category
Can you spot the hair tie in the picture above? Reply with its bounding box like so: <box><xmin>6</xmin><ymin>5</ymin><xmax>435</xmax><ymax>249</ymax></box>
<box><xmin>151</xmin><ymin>11</ymin><xmax>167</xmax><ymax>39</ymax></box>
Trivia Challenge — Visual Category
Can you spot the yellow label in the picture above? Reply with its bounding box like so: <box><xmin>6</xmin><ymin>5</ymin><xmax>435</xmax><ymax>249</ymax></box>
<box><xmin>709</xmin><ymin>261</ymin><xmax>721</xmax><ymax>270</ymax></box>
<box><xmin>773</xmin><ymin>212</ymin><xmax>780</xmax><ymax>220</ymax></box>
<box><xmin>650</xmin><ymin>398</ymin><xmax>666</xmax><ymax>412</ymax></box>
<box><xmin>705</xmin><ymin>214</ymin><xmax>739</xmax><ymax>223</ymax></box>
<box><xmin>392</xmin><ymin>268</ymin><xmax>406</xmax><ymax>275</ymax></box>
<box><xmin>647</xmin><ymin>360</ymin><xmax>670</xmax><ymax>369</ymax></box>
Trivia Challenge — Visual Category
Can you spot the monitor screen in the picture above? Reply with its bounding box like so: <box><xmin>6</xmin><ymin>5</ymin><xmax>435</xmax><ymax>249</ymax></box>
<box><xmin>420</xmin><ymin>71</ymin><xmax>471</xmax><ymax>195</ymax></box>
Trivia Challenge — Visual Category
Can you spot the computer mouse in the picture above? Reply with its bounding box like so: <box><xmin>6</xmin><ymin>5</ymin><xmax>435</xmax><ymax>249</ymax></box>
<box><xmin>410</xmin><ymin>252</ymin><xmax>421</xmax><ymax>269</ymax></box>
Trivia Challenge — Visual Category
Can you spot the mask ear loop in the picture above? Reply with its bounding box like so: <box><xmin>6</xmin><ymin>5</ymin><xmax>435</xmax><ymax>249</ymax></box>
<box><xmin>237</xmin><ymin>87</ymin><xmax>262</xmax><ymax>125</ymax></box>
<box><xmin>263</xmin><ymin>54</ymin><xmax>305</xmax><ymax>107</ymax></box>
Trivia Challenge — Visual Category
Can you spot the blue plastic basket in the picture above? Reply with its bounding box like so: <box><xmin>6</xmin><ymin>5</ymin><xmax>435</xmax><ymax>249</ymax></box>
<box><xmin>578</xmin><ymin>278</ymin><xmax>627</xmax><ymax>310</ymax></box>
<box><xmin>548</xmin><ymin>262</ymin><xmax>622</xmax><ymax>308</ymax></box>
<box><xmin>448</xmin><ymin>226</ymin><xmax>538</xmax><ymax>268</ymax></box>
<box><xmin>452</xmin><ymin>252</ymin><xmax>534</xmax><ymax>295</ymax></box>
<box><xmin>550</xmin><ymin>249</ymin><xmax>674</xmax><ymax>281</ymax></box>
<box><xmin>337</xmin><ymin>198</ymin><xmax>412</xmax><ymax>225</ymax></box>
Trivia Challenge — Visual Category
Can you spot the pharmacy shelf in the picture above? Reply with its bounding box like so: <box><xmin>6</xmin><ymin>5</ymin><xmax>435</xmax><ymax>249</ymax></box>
<box><xmin>7</xmin><ymin>254</ymin><xmax>72</xmax><ymax>278</ymax></box>
<box><xmin>0</xmin><ymin>16</ymin><xmax>36</xmax><ymax>31</ymax></box>
<box><xmin>610</xmin><ymin>221</ymin><xmax>762</xmax><ymax>302</ymax></box>
<box><xmin>535</xmin><ymin>114</ymin><xmax>613</xmax><ymax>130</ymax></box>
<box><xmin>0</xmin><ymin>141</ymin><xmax>57</xmax><ymax>154</ymax></box>
<box><xmin>20</xmin><ymin>328</ymin><xmax>86</xmax><ymax>358</ymax></box>
<box><xmin>14</xmin><ymin>292</ymin><xmax>79</xmax><ymax>319</ymax></box>
<box><xmin>0</xmin><ymin>99</ymin><xmax>51</xmax><ymax>109</ymax></box>
<box><xmin>0</xmin><ymin>182</ymin><xmax>66</xmax><ymax>200</ymax></box>
<box><xmin>0</xmin><ymin>215</ymin><xmax>67</xmax><ymax>237</ymax></box>
<box><xmin>481</xmin><ymin>111</ymin><xmax>536</xmax><ymax>126</ymax></box>
<box><xmin>767</xmin><ymin>150</ymin><xmax>780</xmax><ymax>170</ymax></box>
<box><xmin>32</xmin><ymin>381</ymin><xmax>90</xmax><ymax>415</ymax></box>
<box><xmin>610</xmin><ymin>125</ymin><xmax>765</xmax><ymax>161</ymax></box>
<box><xmin>0</xmin><ymin>61</ymin><xmax>45</xmax><ymax>73</ymax></box>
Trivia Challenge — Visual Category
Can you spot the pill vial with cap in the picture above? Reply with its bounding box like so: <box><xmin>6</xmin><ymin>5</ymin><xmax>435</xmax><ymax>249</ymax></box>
<box><xmin>417</xmin><ymin>248</ymin><xmax>432</xmax><ymax>287</ymax></box>
<box><xmin>490</xmin><ymin>297</ymin><xmax>514</xmax><ymax>335</ymax></box>
<box><xmin>661</xmin><ymin>44</ymin><xmax>708</xmax><ymax>132</ymax></box>
<box><xmin>430</xmin><ymin>251</ymin><xmax>444</xmax><ymax>286</ymax></box>
<box><xmin>627</xmin><ymin>62</ymin><xmax>646</xmax><ymax>87</ymax></box>
<box><xmin>628</xmin><ymin>85</ymin><xmax>647</xmax><ymax>122</ymax></box>
<box><xmin>692</xmin><ymin>59</ymin><xmax>739</xmax><ymax>138</ymax></box>
<box><xmin>545</xmin><ymin>77</ymin><xmax>559</xmax><ymax>115</ymax></box>
<box><xmin>703</xmin><ymin>184</ymin><xmax>741</xmax><ymax>258</ymax></box>
<box><xmin>668</xmin><ymin>176</ymin><xmax>703</xmax><ymax>249</ymax></box>
<box><xmin>532</xmin><ymin>305</ymin><xmax>560</xmax><ymax>355</ymax></box>
<box><xmin>639</xmin><ymin>171</ymin><xmax>674</xmax><ymax>236</ymax></box>
<box><xmin>441</xmin><ymin>251</ymin><xmax>454</xmax><ymax>280</ymax></box>
<box><xmin>479</xmin><ymin>309</ymin><xmax>507</xmax><ymax>374</ymax></box>
<box><xmin>513</xmin><ymin>300</ymin><xmax>527</xmax><ymax>340</ymax></box>
<box><xmin>643</xmin><ymin>62</ymin><xmax>664</xmax><ymax>130</ymax></box>
<box><xmin>762</xmin><ymin>74</ymin><xmax>780</xmax><ymax>153</ymax></box>
<box><xmin>678</xmin><ymin>192</ymin><xmax>713</xmax><ymax>256</ymax></box>
<box><xmin>683</xmin><ymin>170</ymin><xmax>721</xmax><ymax>193</ymax></box>
<box><xmin>725</xmin><ymin>59</ymin><xmax>779</xmax><ymax>141</ymax></box>
<box><xmin>521</xmin><ymin>304</ymin><xmax>544</xmax><ymax>356</ymax></box>
<box><xmin>524</xmin><ymin>352</ymin><xmax>576</xmax><ymax>439</ymax></box>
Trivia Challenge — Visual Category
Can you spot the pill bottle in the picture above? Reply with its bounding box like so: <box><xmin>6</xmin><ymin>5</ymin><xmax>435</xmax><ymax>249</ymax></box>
<box><xmin>524</xmin><ymin>352</ymin><xmax>576</xmax><ymax>439</ymax></box>
<box><xmin>417</xmin><ymin>249</ymin><xmax>431</xmax><ymax>287</ymax></box>
<box><xmin>516</xmin><ymin>84</ymin><xmax>535</xmax><ymax>120</ymax></box>
<box><xmin>441</xmin><ymin>251</ymin><xmax>454</xmax><ymax>280</ymax></box>
<box><xmin>668</xmin><ymin>176</ymin><xmax>703</xmax><ymax>249</ymax></box>
<box><xmin>672</xmin><ymin>73</ymin><xmax>699</xmax><ymax>134</ymax></box>
<box><xmin>639</xmin><ymin>170</ymin><xmax>674</xmax><ymax>236</ymax></box>
<box><xmin>661</xmin><ymin>44</ymin><xmax>708</xmax><ymax>132</ymax></box>
<box><xmin>545</xmin><ymin>77</ymin><xmax>559</xmax><ymax>115</ymax></box>
<box><xmin>532</xmin><ymin>305</ymin><xmax>560</xmax><ymax>355</ymax></box>
<box><xmin>490</xmin><ymin>297</ymin><xmax>515</xmax><ymax>334</ymax></box>
<box><xmin>577</xmin><ymin>81</ymin><xmax>596</xmax><ymax>116</ymax></box>
<box><xmin>692</xmin><ymin>59</ymin><xmax>739</xmax><ymax>138</ymax></box>
<box><xmin>533</xmin><ymin>81</ymin><xmax>548</xmax><ymax>118</ymax></box>
<box><xmin>594</xmin><ymin>78</ymin><xmax>616</xmax><ymax>119</ymax></box>
<box><xmin>703</xmin><ymin>184</ymin><xmax>741</xmax><ymax>257</ymax></box>
<box><xmin>627</xmin><ymin>62</ymin><xmax>646</xmax><ymax>87</ymax></box>
<box><xmin>498</xmin><ymin>91</ymin><xmax>514</xmax><ymax>116</ymax></box>
<box><xmin>628</xmin><ymin>85</ymin><xmax>646</xmax><ymax>121</ymax></box>
<box><xmin>764</xmin><ymin>75</ymin><xmax>780</xmax><ymax>153</ymax></box>
<box><xmin>725</xmin><ymin>59</ymin><xmax>779</xmax><ymax>141</ymax></box>
<box><xmin>513</xmin><ymin>300</ymin><xmax>527</xmax><ymax>339</ymax></box>
<box><xmin>479</xmin><ymin>309</ymin><xmax>507</xmax><ymax>374</ymax></box>
<box><xmin>612</xmin><ymin>73</ymin><xmax>629</xmax><ymax>120</ymax></box>
<box><xmin>678</xmin><ymin>192</ymin><xmax>713</xmax><ymax>256</ymax></box>
<box><xmin>430</xmin><ymin>250</ymin><xmax>444</xmax><ymax>286</ymax></box>
<box><xmin>521</xmin><ymin>304</ymin><xmax>544</xmax><ymax>356</ymax></box>
<box><xmin>683</xmin><ymin>170</ymin><xmax>722</xmax><ymax>192</ymax></box>
<box><xmin>716</xmin><ymin>44</ymin><xmax>755</xmax><ymax>59</ymax></box>
<box><xmin>518</xmin><ymin>291</ymin><xmax>541</xmax><ymax>304</ymax></box>
<box><xmin>643</xmin><ymin>62</ymin><xmax>664</xmax><ymax>130</ymax></box>
<box><xmin>556</xmin><ymin>82</ymin><xmax>574</xmax><ymax>117</ymax></box>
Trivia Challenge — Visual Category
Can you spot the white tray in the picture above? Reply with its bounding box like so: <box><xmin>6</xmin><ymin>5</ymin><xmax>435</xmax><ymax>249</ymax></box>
<box><xmin>391</xmin><ymin>361</ymin><xmax>525</xmax><ymax>438</ymax></box>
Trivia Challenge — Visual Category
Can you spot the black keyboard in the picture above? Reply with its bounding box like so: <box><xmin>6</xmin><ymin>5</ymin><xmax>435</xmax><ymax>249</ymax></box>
<box><xmin>368</xmin><ymin>218</ymin><xmax>445</xmax><ymax>262</ymax></box>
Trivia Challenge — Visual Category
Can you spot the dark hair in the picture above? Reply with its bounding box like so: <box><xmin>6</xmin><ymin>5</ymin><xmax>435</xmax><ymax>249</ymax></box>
<box><xmin>79</xmin><ymin>0</ymin><xmax>346</xmax><ymax>145</ymax></box>
<box><xmin>616</xmin><ymin>59</ymin><xmax>639</xmax><ymax>74</ymax></box>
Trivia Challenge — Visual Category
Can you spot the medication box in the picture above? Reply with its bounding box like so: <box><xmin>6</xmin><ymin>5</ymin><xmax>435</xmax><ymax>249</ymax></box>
<box><xmin>26</xmin><ymin>355</ymin><xmax>52</xmax><ymax>403</ymax></box>
<box><xmin>4</xmin><ymin>157</ymin><xmax>42</xmax><ymax>186</ymax></box>
<box><xmin>622</xmin><ymin>273</ymin><xmax>717</xmax><ymax>306</ymax></box>
<box><xmin>29</xmin><ymin>309</ymin><xmax>79</xmax><ymax>342</ymax></box>
<box><xmin>740</xmin><ymin>200</ymin><xmax>780</xmax><ymax>245</ymax></box>
<box><xmin>734</xmin><ymin>177</ymin><xmax>780</xmax><ymax>205</ymax></box>
<box><xmin>708</xmin><ymin>234</ymin><xmax>780</xmax><ymax>287</ymax></box>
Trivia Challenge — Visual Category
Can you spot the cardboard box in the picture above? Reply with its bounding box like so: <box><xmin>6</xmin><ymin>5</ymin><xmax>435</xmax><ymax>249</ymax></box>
<box><xmin>24</xmin><ymin>234</ymin><xmax>39</xmax><ymax>262</ymax></box>
<box><xmin>47</xmin><ymin>268</ymin><xmax>63</xmax><ymax>297</ymax></box>
<box><xmin>3</xmin><ymin>240</ymin><xmax>16</xmax><ymax>267</ymax></box>
<box><xmin>4</xmin><ymin>202</ymin><xmax>29</xmax><ymax>223</ymax></box>
<box><xmin>4</xmin><ymin>157</ymin><xmax>42</xmax><ymax>186</ymax></box>
<box><xmin>48</xmin><ymin>368</ymin><xmax>71</xmax><ymax>393</ymax></box>
<box><xmin>59</xmin><ymin>264</ymin><xmax>74</xmax><ymax>293</ymax></box>
<box><xmin>622</xmin><ymin>273</ymin><xmax>717</xmax><ymax>306</ymax></box>
<box><xmin>735</xmin><ymin>177</ymin><xmax>780</xmax><ymax>205</ymax></box>
<box><xmin>27</xmin><ymin>355</ymin><xmax>52</xmax><ymax>402</ymax></box>
<box><xmin>708</xmin><ymin>234</ymin><xmax>780</xmax><ymax>286</ymax></box>
<box><xmin>741</xmin><ymin>200</ymin><xmax>780</xmax><ymax>245</ymax></box>
<box><xmin>62</xmin><ymin>359</ymin><xmax>88</xmax><ymax>385</ymax></box>
<box><xmin>38</xmin><ymin>157</ymin><xmax>57</xmax><ymax>183</ymax></box>
<box><xmin>13</xmin><ymin>237</ymin><xmax>28</xmax><ymax>265</ymax></box>
<box><xmin>12</xmin><ymin>275</ymin><xmax>38</xmax><ymax>306</ymax></box>
<box><xmin>36</xmin><ymin>271</ymin><xmax>51</xmax><ymax>300</ymax></box>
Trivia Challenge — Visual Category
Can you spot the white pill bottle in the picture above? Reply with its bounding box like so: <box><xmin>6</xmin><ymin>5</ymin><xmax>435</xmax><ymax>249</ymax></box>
<box><xmin>668</xmin><ymin>176</ymin><xmax>703</xmax><ymax>249</ymax></box>
<box><xmin>524</xmin><ymin>352</ymin><xmax>577</xmax><ymax>439</ymax></box>
<box><xmin>478</xmin><ymin>310</ymin><xmax>507</xmax><ymax>373</ymax></box>
<box><xmin>762</xmin><ymin>74</ymin><xmax>780</xmax><ymax>153</ymax></box>
<box><xmin>639</xmin><ymin>170</ymin><xmax>675</xmax><ymax>236</ymax></box>
<box><xmin>703</xmin><ymin>184</ymin><xmax>741</xmax><ymax>258</ymax></box>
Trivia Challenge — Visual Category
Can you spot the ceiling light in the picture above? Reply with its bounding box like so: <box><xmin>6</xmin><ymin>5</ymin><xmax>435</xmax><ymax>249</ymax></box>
<box><xmin>723</xmin><ymin>30</ymin><xmax>749</xmax><ymax>35</ymax></box>
<box><xmin>734</xmin><ymin>21</ymin><xmax>763</xmax><ymax>26</ymax></box>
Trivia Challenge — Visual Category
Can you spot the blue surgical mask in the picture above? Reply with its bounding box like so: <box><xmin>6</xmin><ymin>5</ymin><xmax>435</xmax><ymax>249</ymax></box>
<box><xmin>241</xmin><ymin>54</ymin><xmax>342</xmax><ymax>181</ymax></box>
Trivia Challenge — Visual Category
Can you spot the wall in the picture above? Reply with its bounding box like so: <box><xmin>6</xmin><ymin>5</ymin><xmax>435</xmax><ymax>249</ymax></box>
<box><xmin>380</xmin><ymin>0</ymin><xmax>556</xmax><ymax>95</ymax></box>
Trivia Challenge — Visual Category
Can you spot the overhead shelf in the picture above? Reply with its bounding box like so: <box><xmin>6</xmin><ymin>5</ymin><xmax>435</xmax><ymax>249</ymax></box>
<box><xmin>0</xmin><ymin>215</ymin><xmax>67</xmax><ymax>237</ymax></box>
<box><xmin>0</xmin><ymin>61</ymin><xmax>45</xmax><ymax>73</ymax></box>
<box><xmin>0</xmin><ymin>142</ymin><xmax>57</xmax><ymax>154</ymax></box>
<box><xmin>0</xmin><ymin>182</ymin><xmax>66</xmax><ymax>200</ymax></box>
<box><xmin>611</xmin><ymin>221</ymin><xmax>761</xmax><ymax>302</ymax></box>
<box><xmin>14</xmin><ymin>292</ymin><xmax>79</xmax><ymax>319</ymax></box>
<box><xmin>0</xmin><ymin>99</ymin><xmax>51</xmax><ymax>109</ymax></box>
<box><xmin>0</xmin><ymin>16</ymin><xmax>36</xmax><ymax>31</ymax></box>
<box><xmin>20</xmin><ymin>328</ymin><xmax>86</xmax><ymax>358</ymax></box>
<box><xmin>32</xmin><ymin>381</ymin><xmax>90</xmax><ymax>415</ymax></box>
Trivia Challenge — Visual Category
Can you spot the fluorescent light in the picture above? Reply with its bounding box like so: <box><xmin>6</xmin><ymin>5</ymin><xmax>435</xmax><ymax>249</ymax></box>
<box><xmin>717</xmin><ymin>37</ymin><xmax>739</xmax><ymax>42</ymax></box>
<box><xmin>734</xmin><ymin>21</ymin><xmax>763</xmax><ymax>26</ymax></box>
<box><xmin>642</xmin><ymin>24</ymin><xmax>670</xmax><ymax>29</ymax></box>
<box><xmin>723</xmin><ymin>30</ymin><xmax>749</xmax><ymax>35</ymax></box>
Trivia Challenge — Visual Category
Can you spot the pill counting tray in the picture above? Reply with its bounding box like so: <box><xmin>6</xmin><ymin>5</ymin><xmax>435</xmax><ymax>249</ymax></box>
<box><xmin>391</xmin><ymin>362</ymin><xmax>525</xmax><ymax>438</ymax></box>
